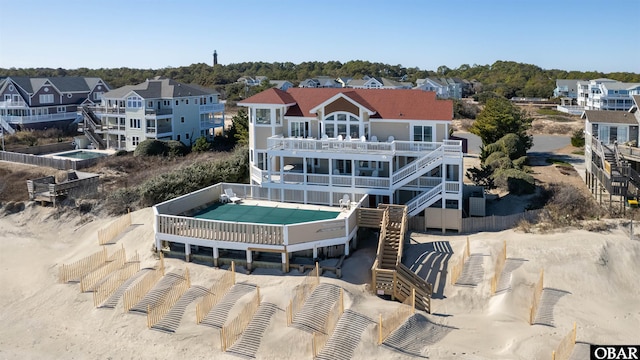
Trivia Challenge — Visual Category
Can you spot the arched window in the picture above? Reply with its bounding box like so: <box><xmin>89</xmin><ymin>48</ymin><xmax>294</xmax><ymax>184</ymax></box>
<box><xmin>323</xmin><ymin>112</ymin><xmax>361</xmax><ymax>139</ymax></box>
<box><xmin>127</xmin><ymin>96</ymin><xmax>142</xmax><ymax>108</ymax></box>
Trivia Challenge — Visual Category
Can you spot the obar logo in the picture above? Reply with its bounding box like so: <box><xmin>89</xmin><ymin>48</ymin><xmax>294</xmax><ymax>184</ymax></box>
<box><xmin>591</xmin><ymin>345</ymin><xmax>640</xmax><ymax>360</ymax></box>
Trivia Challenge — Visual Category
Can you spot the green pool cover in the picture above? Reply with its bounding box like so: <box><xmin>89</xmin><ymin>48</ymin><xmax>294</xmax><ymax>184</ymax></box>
<box><xmin>193</xmin><ymin>203</ymin><xmax>339</xmax><ymax>225</ymax></box>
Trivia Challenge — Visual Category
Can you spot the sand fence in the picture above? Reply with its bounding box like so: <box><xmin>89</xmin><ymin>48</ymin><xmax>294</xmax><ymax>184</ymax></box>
<box><xmin>196</xmin><ymin>262</ymin><xmax>236</xmax><ymax>324</ymax></box>
<box><xmin>528</xmin><ymin>269</ymin><xmax>544</xmax><ymax>325</ymax></box>
<box><xmin>220</xmin><ymin>287</ymin><xmax>261</xmax><ymax>352</ymax></box>
<box><xmin>147</xmin><ymin>268</ymin><xmax>191</xmax><ymax>329</ymax></box>
<box><xmin>79</xmin><ymin>246</ymin><xmax>126</xmax><ymax>292</ymax></box>
<box><xmin>312</xmin><ymin>287</ymin><xmax>345</xmax><ymax>358</ymax></box>
<box><xmin>93</xmin><ymin>252</ymin><xmax>140</xmax><ymax>307</ymax></box>
<box><xmin>449</xmin><ymin>237</ymin><xmax>471</xmax><ymax>285</ymax></box>
<box><xmin>98</xmin><ymin>212</ymin><xmax>132</xmax><ymax>245</ymax></box>
<box><xmin>552</xmin><ymin>322</ymin><xmax>577</xmax><ymax>360</ymax></box>
<box><xmin>58</xmin><ymin>247</ymin><xmax>108</xmax><ymax>283</ymax></box>
<box><xmin>490</xmin><ymin>240</ymin><xmax>507</xmax><ymax>295</ymax></box>
<box><xmin>377</xmin><ymin>288</ymin><xmax>415</xmax><ymax>345</ymax></box>
<box><xmin>123</xmin><ymin>253</ymin><xmax>166</xmax><ymax>312</ymax></box>
<box><xmin>286</xmin><ymin>262</ymin><xmax>320</xmax><ymax>326</ymax></box>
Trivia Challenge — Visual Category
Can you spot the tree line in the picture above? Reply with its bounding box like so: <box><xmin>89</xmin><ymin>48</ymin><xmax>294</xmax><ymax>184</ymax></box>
<box><xmin>2</xmin><ymin>60</ymin><xmax>638</xmax><ymax>100</ymax></box>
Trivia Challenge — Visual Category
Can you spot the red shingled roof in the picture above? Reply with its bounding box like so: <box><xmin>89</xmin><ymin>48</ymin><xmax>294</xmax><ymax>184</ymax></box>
<box><xmin>240</xmin><ymin>88</ymin><xmax>453</xmax><ymax>121</ymax></box>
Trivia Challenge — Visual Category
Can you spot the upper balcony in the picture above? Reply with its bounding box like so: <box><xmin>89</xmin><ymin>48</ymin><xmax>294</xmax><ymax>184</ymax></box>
<box><xmin>0</xmin><ymin>100</ymin><xmax>28</xmax><ymax>108</ymax></box>
<box><xmin>266</xmin><ymin>135</ymin><xmax>462</xmax><ymax>158</ymax></box>
<box><xmin>200</xmin><ymin>103</ymin><xmax>225</xmax><ymax>114</ymax></box>
<box><xmin>145</xmin><ymin>108</ymin><xmax>173</xmax><ymax>119</ymax></box>
<box><xmin>90</xmin><ymin>105</ymin><xmax>126</xmax><ymax>115</ymax></box>
<box><xmin>2</xmin><ymin>111</ymin><xmax>79</xmax><ymax>125</ymax></box>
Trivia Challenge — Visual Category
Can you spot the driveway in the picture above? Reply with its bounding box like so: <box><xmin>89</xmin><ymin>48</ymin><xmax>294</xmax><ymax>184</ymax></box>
<box><xmin>453</xmin><ymin>133</ymin><xmax>570</xmax><ymax>154</ymax></box>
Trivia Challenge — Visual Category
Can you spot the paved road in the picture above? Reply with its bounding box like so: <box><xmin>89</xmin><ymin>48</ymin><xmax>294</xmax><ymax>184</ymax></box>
<box><xmin>453</xmin><ymin>133</ymin><xmax>570</xmax><ymax>155</ymax></box>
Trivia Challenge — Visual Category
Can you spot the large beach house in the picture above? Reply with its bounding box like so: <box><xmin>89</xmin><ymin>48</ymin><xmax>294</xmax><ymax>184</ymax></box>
<box><xmin>0</xmin><ymin>76</ymin><xmax>109</xmax><ymax>133</ymax></box>
<box><xmin>152</xmin><ymin>87</ymin><xmax>463</xmax><ymax>276</ymax></box>
<box><xmin>238</xmin><ymin>87</ymin><xmax>464</xmax><ymax>231</ymax></box>
<box><xmin>78</xmin><ymin>77</ymin><xmax>224</xmax><ymax>151</ymax></box>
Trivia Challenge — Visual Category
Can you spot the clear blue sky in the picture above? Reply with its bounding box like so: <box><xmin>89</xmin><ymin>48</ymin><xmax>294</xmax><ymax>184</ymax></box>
<box><xmin>1</xmin><ymin>0</ymin><xmax>638</xmax><ymax>73</ymax></box>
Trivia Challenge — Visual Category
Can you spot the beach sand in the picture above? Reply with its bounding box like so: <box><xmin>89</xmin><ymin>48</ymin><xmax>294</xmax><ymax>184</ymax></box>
<box><xmin>1</xmin><ymin>205</ymin><xmax>638</xmax><ymax>359</ymax></box>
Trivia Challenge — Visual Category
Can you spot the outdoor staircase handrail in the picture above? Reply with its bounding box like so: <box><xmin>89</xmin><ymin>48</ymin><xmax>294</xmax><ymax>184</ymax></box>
<box><xmin>391</xmin><ymin>145</ymin><xmax>443</xmax><ymax>188</ymax></box>
<box><xmin>405</xmin><ymin>183</ymin><xmax>443</xmax><ymax>217</ymax></box>
<box><xmin>374</xmin><ymin>208</ymin><xmax>390</xmax><ymax>266</ymax></box>
<box><xmin>0</xmin><ymin>115</ymin><xmax>16</xmax><ymax>135</ymax></box>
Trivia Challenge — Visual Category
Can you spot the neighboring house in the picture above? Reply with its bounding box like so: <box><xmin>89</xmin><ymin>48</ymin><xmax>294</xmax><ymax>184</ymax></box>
<box><xmin>269</xmin><ymin>80</ymin><xmax>294</xmax><ymax>91</ymax></box>
<box><xmin>238</xmin><ymin>87</ymin><xmax>464</xmax><ymax>232</ymax></box>
<box><xmin>78</xmin><ymin>77</ymin><xmax>224</xmax><ymax>151</ymax></box>
<box><xmin>553</xmin><ymin>79</ymin><xmax>581</xmax><ymax>99</ymax></box>
<box><xmin>578</xmin><ymin>78</ymin><xmax>640</xmax><ymax>111</ymax></box>
<box><xmin>584</xmin><ymin>95</ymin><xmax>640</xmax><ymax>202</ymax></box>
<box><xmin>237</xmin><ymin>76</ymin><xmax>262</xmax><ymax>87</ymax></box>
<box><xmin>298</xmin><ymin>76</ymin><xmax>341</xmax><ymax>88</ymax></box>
<box><xmin>414</xmin><ymin>77</ymin><xmax>463</xmax><ymax>99</ymax></box>
<box><xmin>0</xmin><ymin>76</ymin><xmax>109</xmax><ymax>133</ymax></box>
<box><xmin>346</xmin><ymin>76</ymin><xmax>412</xmax><ymax>89</ymax></box>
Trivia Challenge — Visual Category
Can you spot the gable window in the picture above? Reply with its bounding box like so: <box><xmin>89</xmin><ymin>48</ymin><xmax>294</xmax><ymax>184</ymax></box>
<box><xmin>93</xmin><ymin>92</ymin><xmax>103</xmax><ymax>101</ymax></box>
<box><xmin>127</xmin><ymin>96</ymin><xmax>142</xmax><ymax>108</ymax></box>
<box><xmin>256</xmin><ymin>109</ymin><xmax>271</xmax><ymax>124</ymax></box>
<box><xmin>39</xmin><ymin>94</ymin><xmax>54</xmax><ymax>104</ymax></box>
<box><xmin>413</xmin><ymin>125</ymin><xmax>433</xmax><ymax>142</ymax></box>
<box><xmin>181</xmin><ymin>117</ymin><xmax>185</xmax><ymax>123</ymax></box>
<box><xmin>186</xmin><ymin>99</ymin><xmax>189</xmax><ymax>105</ymax></box>
<box><xmin>323</xmin><ymin>112</ymin><xmax>360</xmax><ymax>138</ymax></box>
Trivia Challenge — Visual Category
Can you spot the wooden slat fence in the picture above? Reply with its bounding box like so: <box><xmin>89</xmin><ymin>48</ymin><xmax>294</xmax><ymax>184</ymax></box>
<box><xmin>93</xmin><ymin>253</ymin><xmax>140</xmax><ymax>307</ymax></box>
<box><xmin>220</xmin><ymin>287</ymin><xmax>261</xmax><ymax>352</ymax></box>
<box><xmin>286</xmin><ymin>262</ymin><xmax>320</xmax><ymax>326</ymax></box>
<box><xmin>552</xmin><ymin>323</ymin><xmax>577</xmax><ymax>360</ymax></box>
<box><xmin>1</xmin><ymin>150</ymin><xmax>76</xmax><ymax>170</ymax></box>
<box><xmin>529</xmin><ymin>269</ymin><xmax>544</xmax><ymax>325</ymax></box>
<box><xmin>377</xmin><ymin>288</ymin><xmax>415</xmax><ymax>345</ymax></box>
<box><xmin>450</xmin><ymin>237</ymin><xmax>471</xmax><ymax>285</ymax></box>
<box><xmin>79</xmin><ymin>247</ymin><xmax>126</xmax><ymax>292</ymax></box>
<box><xmin>490</xmin><ymin>240</ymin><xmax>507</xmax><ymax>295</ymax></box>
<box><xmin>196</xmin><ymin>262</ymin><xmax>236</xmax><ymax>324</ymax></box>
<box><xmin>98</xmin><ymin>212</ymin><xmax>132</xmax><ymax>245</ymax></box>
<box><xmin>461</xmin><ymin>209</ymin><xmax>545</xmax><ymax>233</ymax></box>
<box><xmin>312</xmin><ymin>288</ymin><xmax>345</xmax><ymax>358</ymax></box>
<box><xmin>123</xmin><ymin>254</ymin><xmax>165</xmax><ymax>312</ymax></box>
<box><xmin>147</xmin><ymin>268</ymin><xmax>191</xmax><ymax>328</ymax></box>
<box><xmin>58</xmin><ymin>247</ymin><xmax>108</xmax><ymax>283</ymax></box>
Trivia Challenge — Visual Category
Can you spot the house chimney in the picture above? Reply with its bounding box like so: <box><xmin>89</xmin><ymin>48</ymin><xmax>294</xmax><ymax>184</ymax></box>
<box><xmin>213</xmin><ymin>50</ymin><xmax>218</xmax><ymax>66</ymax></box>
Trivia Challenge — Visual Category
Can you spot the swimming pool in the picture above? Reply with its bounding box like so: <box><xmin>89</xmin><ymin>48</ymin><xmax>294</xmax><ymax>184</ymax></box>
<box><xmin>53</xmin><ymin>150</ymin><xmax>109</xmax><ymax>160</ymax></box>
<box><xmin>193</xmin><ymin>203</ymin><xmax>340</xmax><ymax>225</ymax></box>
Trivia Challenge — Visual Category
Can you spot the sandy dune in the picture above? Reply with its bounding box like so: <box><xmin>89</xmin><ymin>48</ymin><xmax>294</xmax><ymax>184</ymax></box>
<box><xmin>0</xmin><ymin>205</ymin><xmax>638</xmax><ymax>359</ymax></box>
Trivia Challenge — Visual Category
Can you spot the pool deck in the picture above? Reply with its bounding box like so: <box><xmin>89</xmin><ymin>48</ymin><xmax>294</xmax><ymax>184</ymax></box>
<box><xmin>196</xmin><ymin>198</ymin><xmax>352</xmax><ymax>219</ymax></box>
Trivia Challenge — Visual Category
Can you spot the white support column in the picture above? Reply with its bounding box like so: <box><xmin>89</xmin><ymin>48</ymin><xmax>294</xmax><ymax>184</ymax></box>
<box><xmin>281</xmin><ymin>252</ymin><xmax>288</xmax><ymax>273</ymax></box>
<box><xmin>213</xmin><ymin>247</ymin><xmax>219</xmax><ymax>267</ymax></box>
<box><xmin>313</xmin><ymin>246</ymin><xmax>318</xmax><ymax>260</ymax></box>
<box><xmin>344</xmin><ymin>241</ymin><xmax>350</xmax><ymax>256</ymax></box>
<box><xmin>185</xmin><ymin>243</ymin><xmax>191</xmax><ymax>262</ymax></box>
<box><xmin>246</xmin><ymin>249</ymin><xmax>253</xmax><ymax>272</ymax></box>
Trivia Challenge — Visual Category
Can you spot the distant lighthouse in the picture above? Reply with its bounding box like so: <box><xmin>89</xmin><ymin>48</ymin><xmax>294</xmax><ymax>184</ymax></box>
<box><xmin>213</xmin><ymin>50</ymin><xmax>218</xmax><ymax>66</ymax></box>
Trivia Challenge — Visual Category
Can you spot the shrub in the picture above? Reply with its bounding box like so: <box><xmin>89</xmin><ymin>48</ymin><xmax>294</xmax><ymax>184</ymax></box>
<box><xmin>166</xmin><ymin>140</ymin><xmax>189</xmax><ymax>157</ymax></box>
<box><xmin>134</xmin><ymin>139</ymin><xmax>167</xmax><ymax>157</ymax></box>
<box><xmin>485</xmin><ymin>151</ymin><xmax>512</xmax><ymax>169</ymax></box>
<box><xmin>571</xmin><ymin>129</ymin><xmax>585</xmax><ymax>147</ymax></box>
<box><xmin>492</xmin><ymin>168</ymin><xmax>535</xmax><ymax>194</ymax></box>
<box><xmin>115</xmin><ymin>150</ymin><xmax>129</xmax><ymax>156</ymax></box>
<box><xmin>192</xmin><ymin>136</ymin><xmax>211</xmax><ymax>153</ymax></box>
<box><xmin>512</xmin><ymin>156</ymin><xmax>527</xmax><ymax>169</ymax></box>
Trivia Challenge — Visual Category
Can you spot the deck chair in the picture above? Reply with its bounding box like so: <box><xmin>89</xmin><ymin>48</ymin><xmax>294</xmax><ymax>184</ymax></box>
<box><xmin>339</xmin><ymin>194</ymin><xmax>350</xmax><ymax>210</ymax></box>
<box><xmin>224</xmin><ymin>188</ymin><xmax>242</xmax><ymax>203</ymax></box>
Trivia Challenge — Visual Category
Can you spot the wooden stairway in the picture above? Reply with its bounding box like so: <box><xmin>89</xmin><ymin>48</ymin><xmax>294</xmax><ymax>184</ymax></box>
<box><xmin>371</xmin><ymin>204</ymin><xmax>432</xmax><ymax>313</ymax></box>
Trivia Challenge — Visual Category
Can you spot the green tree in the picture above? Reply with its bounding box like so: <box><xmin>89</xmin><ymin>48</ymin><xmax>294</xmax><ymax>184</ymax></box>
<box><xmin>470</xmin><ymin>97</ymin><xmax>533</xmax><ymax>150</ymax></box>
<box><xmin>228</xmin><ymin>108</ymin><xmax>249</xmax><ymax>146</ymax></box>
<box><xmin>191</xmin><ymin>136</ymin><xmax>211</xmax><ymax>152</ymax></box>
